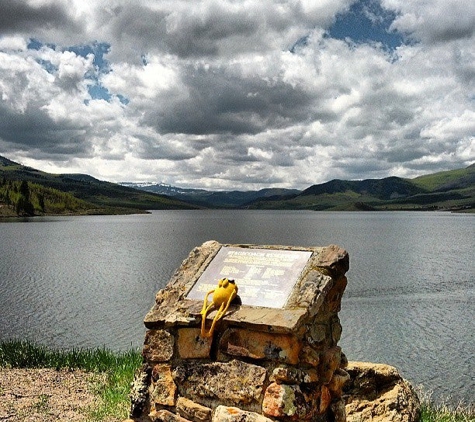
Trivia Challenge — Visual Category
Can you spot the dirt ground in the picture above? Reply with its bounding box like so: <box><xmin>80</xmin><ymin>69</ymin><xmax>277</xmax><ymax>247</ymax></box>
<box><xmin>0</xmin><ymin>368</ymin><xmax>107</xmax><ymax>421</ymax></box>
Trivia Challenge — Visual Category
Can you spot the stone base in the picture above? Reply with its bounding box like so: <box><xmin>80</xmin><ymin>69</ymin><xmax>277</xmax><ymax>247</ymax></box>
<box><xmin>344</xmin><ymin>362</ymin><xmax>421</xmax><ymax>422</ymax></box>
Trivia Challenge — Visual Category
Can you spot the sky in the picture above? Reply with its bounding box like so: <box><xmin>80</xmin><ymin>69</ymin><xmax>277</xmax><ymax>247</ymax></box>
<box><xmin>0</xmin><ymin>0</ymin><xmax>474</xmax><ymax>190</ymax></box>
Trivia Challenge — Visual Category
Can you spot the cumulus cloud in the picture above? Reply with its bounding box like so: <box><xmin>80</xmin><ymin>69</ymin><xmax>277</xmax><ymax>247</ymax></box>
<box><xmin>385</xmin><ymin>0</ymin><xmax>475</xmax><ymax>44</ymax></box>
<box><xmin>0</xmin><ymin>0</ymin><xmax>473</xmax><ymax>189</ymax></box>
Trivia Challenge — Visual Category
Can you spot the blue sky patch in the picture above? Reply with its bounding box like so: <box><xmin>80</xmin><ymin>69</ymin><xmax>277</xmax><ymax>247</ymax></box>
<box><xmin>66</xmin><ymin>41</ymin><xmax>111</xmax><ymax>72</ymax></box>
<box><xmin>328</xmin><ymin>0</ymin><xmax>405</xmax><ymax>50</ymax></box>
<box><xmin>27</xmin><ymin>38</ymin><xmax>120</xmax><ymax>102</ymax></box>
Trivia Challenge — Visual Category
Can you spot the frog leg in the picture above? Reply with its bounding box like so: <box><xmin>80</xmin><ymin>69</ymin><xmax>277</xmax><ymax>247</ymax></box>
<box><xmin>200</xmin><ymin>289</ymin><xmax>217</xmax><ymax>337</ymax></box>
<box><xmin>201</xmin><ymin>290</ymin><xmax>215</xmax><ymax>315</ymax></box>
<box><xmin>206</xmin><ymin>292</ymin><xmax>237</xmax><ymax>338</ymax></box>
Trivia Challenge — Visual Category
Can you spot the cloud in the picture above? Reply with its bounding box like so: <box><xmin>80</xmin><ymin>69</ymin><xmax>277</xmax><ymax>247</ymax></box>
<box><xmin>384</xmin><ymin>0</ymin><xmax>475</xmax><ymax>44</ymax></box>
<box><xmin>0</xmin><ymin>0</ymin><xmax>473</xmax><ymax>189</ymax></box>
<box><xmin>0</xmin><ymin>0</ymin><xmax>74</xmax><ymax>34</ymax></box>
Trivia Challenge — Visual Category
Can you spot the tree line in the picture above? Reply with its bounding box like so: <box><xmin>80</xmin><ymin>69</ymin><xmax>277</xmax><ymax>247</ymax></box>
<box><xmin>0</xmin><ymin>178</ymin><xmax>92</xmax><ymax>216</ymax></box>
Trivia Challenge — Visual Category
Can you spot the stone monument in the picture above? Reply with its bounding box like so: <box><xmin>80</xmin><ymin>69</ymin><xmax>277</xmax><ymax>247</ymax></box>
<box><xmin>130</xmin><ymin>240</ymin><xmax>350</xmax><ymax>422</ymax></box>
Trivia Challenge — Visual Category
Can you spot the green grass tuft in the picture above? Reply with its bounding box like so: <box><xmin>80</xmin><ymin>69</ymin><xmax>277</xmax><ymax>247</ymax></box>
<box><xmin>418</xmin><ymin>388</ymin><xmax>475</xmax><ymax>422</ymax></box>
<box><xmin>0</xmin><ymin>340</ymin><xmax>142</xmax><ymax>421</ymax></box>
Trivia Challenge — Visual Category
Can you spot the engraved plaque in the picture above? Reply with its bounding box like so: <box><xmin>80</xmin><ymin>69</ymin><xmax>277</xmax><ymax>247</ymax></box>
<box><xmin>186</xmin><ymin>246</ymin><xmax>312</xmax><ymax>308</ymax></box>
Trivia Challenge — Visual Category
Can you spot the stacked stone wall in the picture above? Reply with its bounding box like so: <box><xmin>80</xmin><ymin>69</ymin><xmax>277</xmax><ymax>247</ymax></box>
<box><xmin>130</xmin><ymin>241</ymin><xmax>350</xmax><ymax>422</ymax></box>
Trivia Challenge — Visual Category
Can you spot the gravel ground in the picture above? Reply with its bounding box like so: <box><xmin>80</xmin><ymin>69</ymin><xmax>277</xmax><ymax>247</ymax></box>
<box><xmin>0</xmin><ymin>368</ymin><xmax>107</xmax><ymax>421</ymax></box>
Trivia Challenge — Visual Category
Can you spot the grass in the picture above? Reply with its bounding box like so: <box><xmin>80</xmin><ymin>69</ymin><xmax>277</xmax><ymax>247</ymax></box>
<box><xmin>0</xmin><ymin>340</ymin><xmax>142</xmax><ymax>421</ymax></box>
<box><xmin>2</xmin><ymin>340</ymin><xmax>475</xmax><ymax>422</ymax></box>
<box><xmin>418</xmin><ymin>388</ymin><xmax>475</xmax><ymax>422</ymax></box>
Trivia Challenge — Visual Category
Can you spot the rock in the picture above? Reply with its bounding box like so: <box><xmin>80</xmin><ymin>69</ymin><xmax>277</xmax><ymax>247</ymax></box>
<box><xmin>173</xmin><ymin>360</ymin><xmax>267</xmax><ymax>410</ymax></box>
<box><xmin>143</xmin><ymin>330</ymin><xmax>175</xmax><ymax>362</ymax></box>
<box><xmin>271</xmin><ymin>366</ymin><xmax>319</xmax><ymax>385</ymax></box>
<box><xmin>150</xmin><ymin>364</ymin><xmax>177</xmax><ymax>407</ymax></box>
<box><xmin>262</xmin><ymin>382</ymin><xmax>318</xmax><ymax>420</ymax></box>
<box><xmin>299</xmin><ymin>344</ymin><xmax>321</xmax><ymax>367</ymax></box>
<box><xmin>176</xmin><ymin>397</ymin><xmax>212</xmax><ymax>422</ymax></box>
<box><xmin>318</xmin><ymin>346</ymin><xmax>342</xmax><ymax>383</ymax></box>
<box><xmin>177</xmin><ymin>328</ymin><xmax>213</xmax><ymax>359</ymax></box>
<box><xmin>130</xmin><ymin>365</ymin><xmax>151</xmax><ymax>417</ymax></box>
<box><xmin>328</xmin><ymin>368</ymin><xmax>350</xmax><ymax>398</ymax></box>
<box><xmin>344</xmin><ymin>362</ymin><xmax>421</xmax><ymax>422</ymax></box>
<box><xmin>220</xmin><ymin>328</ymin><xmax>301</xmax><ymax>364</ymax></box>
<box><xmin>149</xmin><ymin>409</ymin><xmax>191</xmax><ymax>421</ymax></box>
<box><xmin>213</xmin><ymin>406</ymin><xmax>274</xmax><ymax>422</ymax></box>
<box><xmin>319</xmin><ymin>384</ymin><xmax>332</xmax><ymax>413</ymax></box>
<box><xmin>331</xmin><ymin>399</ymin><xmax>347</xmax><ymax>422</ymax></box>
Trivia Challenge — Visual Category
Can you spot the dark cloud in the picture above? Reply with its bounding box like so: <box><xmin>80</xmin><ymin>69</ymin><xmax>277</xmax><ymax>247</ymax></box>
<box><xmin>0</xmin><ymin>104</ymin><xmax>90</xmax><ymax>156</ymax></box>
<box><xmin>0</xmin><ymin>0</ymin><xmax>77</xmax><ymax>35</ymax></box>
<box><xmin>164</xmin><ymin>5</ymin><xmax>261</xmax><ymax>58</ymax></box>
<box><xmin>142</xmin><ymin>63</ymin><xmax>314</xmax><ymax>135</ymax></box>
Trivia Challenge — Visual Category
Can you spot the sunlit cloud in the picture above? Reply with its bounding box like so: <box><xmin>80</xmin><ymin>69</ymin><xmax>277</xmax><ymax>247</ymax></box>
<box><xmin>0</xmin><ymin>0</ymin><xmax>473</xmax><ymax>189</ymax></box>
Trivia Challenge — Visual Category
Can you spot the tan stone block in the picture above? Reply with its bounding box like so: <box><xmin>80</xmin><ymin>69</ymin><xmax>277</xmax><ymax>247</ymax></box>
<box><xmin>331</xmin><ymin>398</ymin><xmax>347</xmax><ymax>422</ymax></box>
<box><xmin>143</xmin><ymin>329</ymin><xmax>175</xmax><ymax>362</ymax></box>
<box><xmin>344</xmin><ymin>361</ymin><xmax>421</xmax><ymax>422</ymax></box>
<box><xmin>262</xmin><ymin>382</ymin><xmax>290</xmax><ymax>418</ymax></box>
<box><xmin>177</xmin><ymin>328</ymin><xmax>212</xmax><ymax>359</ymax></box>
<box><xmin>149</xmin><ymin>409</ymin><xmax>191</xmax><ymax>422</ymax></box>
<box><xmin>299</xmin><ymin>345</ymin><xmax>321</xmax><ymax>367</ymax></box>
<box><xmin>308</xmin><ymin>322</ymin><xmax>328</xmax><ymax>344</ymax></box>
<box><xmin>213</xmin><ymin>406</ymin><xmax>274</xmax><ymax>422</ymax></box>
<box><xmin>215</xmin><ymin>307</ymin><xmax>308</xmax><ymax>334</ymax></box>
<box><xmin>271</xmin><ymin>366</ymin><xmax>318</xmax><ymax>385</ymax></box>
<box><xmin>176</xmin><ymin>397</ymin><xmax>212</xmax><ymax>422</ymax></box>
<box><xmin>173</xmin><ymin>360</ymin><xmax>267</xmax><ymax>408</ymax></box>
<box><xmin>320</xmin><ymin>385</ymin><xmax>331</xmax><ymax>414</ymax></box>
<box><xmin>319</xmin><ymin>346</ymin><xmax>342</xmax><ymax>383</ymax></box>
<box><xmin>150</xmin><ymin>364</ymin><xmax>177</xmax><ymax>407</ymax></box>
<box><xmin>313</xmin><ymin>245</ymin><xmax>349</xmax><ymax>277</ymax></box>
<box><xmin>328</xmin><ymin>368</ymin><xmax>350</xmax><ymax>398</ymax></box>
<box><xmin>221</xmin><ymin>329</ymin><xmax>301</xmax><ymax>364</ymax></box>
<box><xmin>325</xmin><ymin>276</ymin><xmax>347</xmax><ymax>313</ymax></box>
<box><xmin>262</xmin><ymin>382</ymin><xmax>317</xmax><ymax>420</ymax></box>
<box><xmin>331</xmin><ymin>316</ymin><xmax>343</xmax><ymax>344</ymax></box>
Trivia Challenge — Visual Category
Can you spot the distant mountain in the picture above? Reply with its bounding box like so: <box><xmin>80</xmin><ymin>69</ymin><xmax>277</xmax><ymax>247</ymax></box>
<box><xmin>412</xmin><ymin>163</ymin><xmax>475</xmax><ymax>191</ymax></box>
<box><xmin>120</xmin><ymin>182</ymin><xmax>300</xmax><ymax>208</ymax></box>
<box><xmin>300</xmin><ymin>177</ymin><xmax>425</xmax><ymax>199</ymax></box>
<box><xmin>0</xmin><ymin>156</ymin><xmax>199</xmax><ymax>214</ymax></box>
<box><xmin>246</xmin><ymin>164</ymin><xmax>475</xmax><ymax>211</ymax></box>
<box><xmin>2</xmin><ymin>154</ymin><xmax>473</xmax><ymax>213</ymax></box>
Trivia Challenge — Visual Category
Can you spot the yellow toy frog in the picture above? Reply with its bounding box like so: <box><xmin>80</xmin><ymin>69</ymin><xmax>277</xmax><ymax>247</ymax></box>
<box><xmin>200</xmin><ymin>278</ymin><xmax>238</xmax><ymax>338</ymax></box>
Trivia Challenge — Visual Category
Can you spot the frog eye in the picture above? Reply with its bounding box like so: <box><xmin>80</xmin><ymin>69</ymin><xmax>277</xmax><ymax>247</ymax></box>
<box><xmin>221</xmin><ymin>278</ymin><xmax>229</xmax><ymax>287</ymax></box>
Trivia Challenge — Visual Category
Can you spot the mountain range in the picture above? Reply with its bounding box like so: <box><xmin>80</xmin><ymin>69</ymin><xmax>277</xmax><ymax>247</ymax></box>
<box><xmin>121</xmin><ymin>164</ymin><xmax>475</xmax><ymax>211</ymax></box>
<box><xmin>1</xmin><ymin>154</ymin><xmax>474</xmax><ymax>215</ymax></box>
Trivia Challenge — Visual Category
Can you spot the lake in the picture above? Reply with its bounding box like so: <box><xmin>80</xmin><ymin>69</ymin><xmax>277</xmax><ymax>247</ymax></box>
<box><xmin>0</xmin><ymin>210</ymin><xmax>474</xmax><ymax>403</ymax></box>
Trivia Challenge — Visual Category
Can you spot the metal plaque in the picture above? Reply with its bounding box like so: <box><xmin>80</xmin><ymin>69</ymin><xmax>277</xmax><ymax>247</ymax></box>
<box><xmin>186</xmin><ymin>246</ymin><xmax>312</xmax><ymax>308</ymax></box>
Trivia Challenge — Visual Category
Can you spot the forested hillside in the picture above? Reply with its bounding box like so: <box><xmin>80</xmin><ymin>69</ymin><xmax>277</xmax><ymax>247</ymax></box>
<box><xmin>0</xmin><ymin>178</ymin><xmax>98</xmax><ymax>217</ymax></box>
<box><xmin>0</xmin><ymin>155</ymin><xmax>198</xmax><ymax>216</ymax></box>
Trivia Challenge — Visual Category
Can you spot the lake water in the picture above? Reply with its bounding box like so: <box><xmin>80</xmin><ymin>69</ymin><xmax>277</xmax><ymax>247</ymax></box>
<box><xmin>1</xmin><ymin>210</ymin><xmax>474</xmax><ymax>403</ymax></box>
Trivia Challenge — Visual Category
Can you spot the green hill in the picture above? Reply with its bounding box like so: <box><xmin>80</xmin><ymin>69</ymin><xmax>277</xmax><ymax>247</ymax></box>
<box><xmin>247</xmin><ymin>164</ymin><xmax>475</xmax><ymax>211</ymax></box>
<box><xmin>2</xmin><ymin>154</ymin><xmax>473</xmax><ymax>214</ymax></box>
<box><xmin>0</xmin><ymin>156</ymin><xmax>198</xmax><ymax>216</ymax></box>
